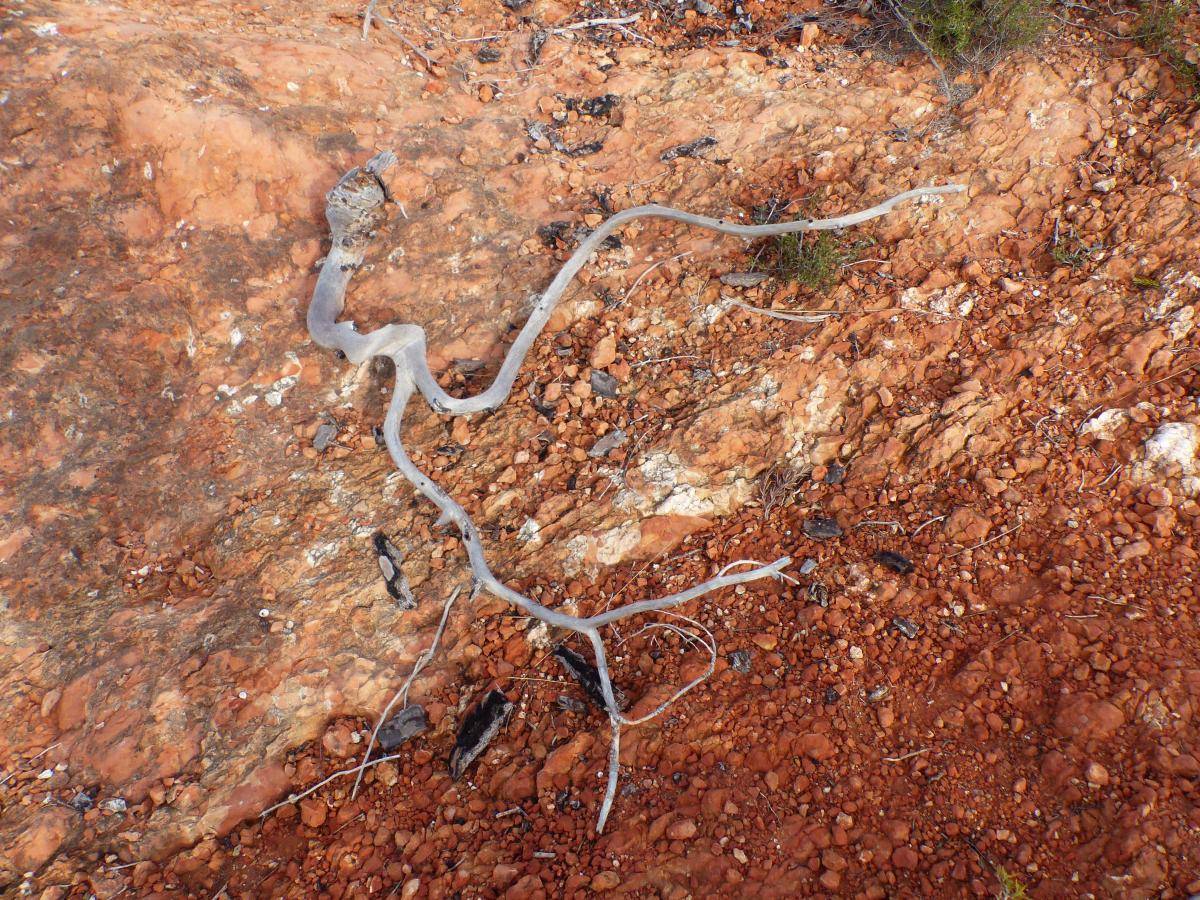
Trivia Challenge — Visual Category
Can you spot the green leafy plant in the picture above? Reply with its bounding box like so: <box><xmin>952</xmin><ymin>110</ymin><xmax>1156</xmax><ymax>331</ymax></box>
<box><xmin>898</xmin><ymin>0</ymin><xmax>1048</xmax><ymax>67</ymax></box>
<box><xmin>1049</xmin><ymin>224</ymin><xmax>1102</xmax><ymax>270</ymax></box>
<box><xmin>1134</xmin><ymin>1</ymin><xmax>1200</xmax><ymax>100</ymax></box>
<box><xmin>995</xmin><ymin>866</ymin><xmax>1030</xmax><ymax>899</ymax></box>
<box><xmin>772</xmin><ymin>231</ymin><xmax>864</xmax><ymax>291</ymax></box>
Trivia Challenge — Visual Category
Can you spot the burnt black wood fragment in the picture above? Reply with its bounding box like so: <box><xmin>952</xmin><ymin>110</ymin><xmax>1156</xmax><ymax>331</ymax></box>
<box><xmin>449</xmin><ymin>690</ymin><xmax>513</xmax><ymax>780</ymax></box>
<box><xmin>660</xmin><ymin>136</ymin><xmax>717</xmax><ymax>161</ymax></box>
<box><xmin>553</xmin><ymin>644</ymin><xmax>627</xmax><ymax>711</ymax></box>
<box><xmin>374</xmin><ymin>532</ymin><xmax>416</xmax><ymax>609</ymax></box>
<box><xmin>875</xmin><ymin>550</ymin><xmax>914</xmax><ymax>574</ymax></box>
<box><xmin>802</xmin><ymin>517</ymin><xmax>843</xmax><ymax>540</ymax></box>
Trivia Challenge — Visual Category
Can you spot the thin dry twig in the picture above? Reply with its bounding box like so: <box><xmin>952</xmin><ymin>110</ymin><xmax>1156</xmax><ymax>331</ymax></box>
<box><xmin>911</xmin><ymin>514</ymin><xmax>946</xmax><ymax>537</ymax></box>
<box><xmin>883</xmin><ymin>747</ymin><xmax>930</xmax><ymax>763</ymax></box>
<box><xmin>0</xmin><ymin>742</ymin><xmax>62</xmax><ymax>788</ymax></box>
<box><xmin>730</xmin><ymin>299</ymin><xmax>841</xmax><ymax>323</ymax></box>
<box><xmin>885</xmin><ymin>0</ymin><xmax>955</xmax><ymax>101</ymax></box>
<box><xmin>950</xmin><ymin>522</ymin><xmax>1023</xmax><ymax>556</ymax></box>
<box><xmin>362</xmin><ymin>0</ymin><xmax>379</xmax><ymax>39</ymax></box>
<box><xmin>376</xmin><ymin>17</ymin><xmax>438</xmax><ymax>73</ymax></box>
<box><xmin>620</xmin><ymin>252</ymin><xmax>691</xmax><ymax>307</ymax></box>
<box><xmin>260</xmin><ymin>753</ymin><xmax>406</xmax><ymax>819</ymax></box>
<box><xmin>549</xmin><ymin>14</ymin><xmax>642</xmax><ymax>35</ymax></box>
<box><xmin>349</xmin><ymin>584</ymin><xmax>463</xmax><ymax>800</ymax></box>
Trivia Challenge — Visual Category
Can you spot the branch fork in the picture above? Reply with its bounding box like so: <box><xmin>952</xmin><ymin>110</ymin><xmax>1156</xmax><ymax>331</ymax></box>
<box><xmin>305</xmin><ymin>150</ymin><xmax>965</xmax><ymax>832</ymax></box>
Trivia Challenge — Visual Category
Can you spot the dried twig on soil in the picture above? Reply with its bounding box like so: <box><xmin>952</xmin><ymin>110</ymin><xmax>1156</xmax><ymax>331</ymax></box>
<box><xmin>730</xmin><ymin>300</ymin><xmax>840</xmax><ymax>323</ymax></box>
<box><xmin>349</xmin><ymin>584</ymin><xmax>464</xmax><ymax>800</ymax></box>
<box><xmin>950</xmin><ymin>522</ymin><xmax>1023</xmax><ymax>556</ymax></box>
<box><xmin>304</xmin><ymin>150</ymin><xmax>965</xmax><ymax>831</ymax></box>
<box><xmin>885</xmin><ymin>0</ymin><xmax>955</xmax><ymax>101</ymax></box>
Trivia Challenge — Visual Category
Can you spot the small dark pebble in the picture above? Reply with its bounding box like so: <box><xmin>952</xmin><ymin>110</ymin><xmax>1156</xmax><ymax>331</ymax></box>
<box><xmin>590</xmin><ymin>370</ymin><xmax>619</xmax><ymax>398</ymax></box>
<box><xmin>70</xmin><ymin>791</ymin><xmax>94</xmax><ymax>812</ymax></box>
<box><xmin>372</xmin><ymin>425</ymin><xmax>385</xmax><ymax>447</ymax></box>
<box><xmin>823</xmin><ymin>686</ymin><xmax>841</xmax><ymax>705</ymax></box>
<box><xmin>892</xmin><ymin>616</ymin><xmax>920</xmax><ymax>639</ymax></box>
<box><xmin>824</xmin><ymin>462</ymin><xmax>845</xmax><ymax>484</ymax></box>
<box><xmin>803</xmin><ymin>517</ymin><xmax>843</xmax><ymax>540</ymax></box>
<box><xmin>312</xmin><ymin>422</ymin><xmax>338</xmax><ymax>452</ymax></box>
<box><xmin>729</xmin><ymin>649</ymin><xmax>752</xmax><ymax>673</ymax></box>
<box><xmin>378</xmin><ymin>704</ymin><xmax>427</xmax><ymax>751</ymax></box>
<box><xmin>588</xmin><ymin>428</ymin><xmax>626</xmax><ymax>459</ymax></box>
<box><xmin>555</xmin><ymin>694</ymin><xmax>587</xmax><ymax>714</ymax></box>
<box><xmin>476</xmin><ymin>45</ymin><xmax>502</xmax><ymax>63</ymax></box>
<box><xmin>875</xmin><ymin>550</ymin><xmax>914</xmax><ymax>574</ymax></box>
<box><xmin>808</xmin><ymin>582</ymin><xmax>830</xmax><ymax>607</ymax></box>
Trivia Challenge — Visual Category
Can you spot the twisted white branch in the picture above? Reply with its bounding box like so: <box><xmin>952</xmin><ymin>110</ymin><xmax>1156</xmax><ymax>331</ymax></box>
<box><xmin>306</xmin><ymin>150</ymin><xmax>965</xmax><ymax>831</ymax></box>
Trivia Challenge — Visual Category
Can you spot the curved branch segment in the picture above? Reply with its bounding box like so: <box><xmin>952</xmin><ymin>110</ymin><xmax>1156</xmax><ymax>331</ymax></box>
<box><xmin>307</xmin><ymin>150</ymin><xmax>965</xmax><ymax>831</ymax></box>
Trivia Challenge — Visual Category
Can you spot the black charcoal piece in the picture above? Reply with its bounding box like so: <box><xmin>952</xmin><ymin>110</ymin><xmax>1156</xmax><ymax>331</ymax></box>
<box><xmin>892</xmin><ymin>617</ymin><xmax>920</xmax><ymax>639</ymax></box>
<box><xmin>556</xmin><ymin>694</ymin><xmax>587</xmax><ymax>714</ymax></box>
<box><xmin>803</xmin><ymin>517</ymin><xmax>843</xmax><ymax>540</ymax></box>
<box><xmin>378</xmin><ymin>704</ymin><xmax>428</xmax><ymax>751</ymax></box>
<box><xmin>374</xmin><ymin>532</ymin><xmax>416</xmax><ymax>609</ymax></box>
<box><xmin>875</xmin><ymin>550</ymin><xmax>914</xmax><ymax>574</ymax></box>
<box><xmin>729</xmin><ymin>650</ymin><xmax>752</xmax><ymax>674</ymax></box>
<box><xmin>590</xmin><ymin>370</ymin><xmax>619</xmax><ymax>398</ymax></box>
<box><xmin>553</xmin><ymin>644</ymin><xmax>627</xmax><ymax>711</ymax></box>
<box><xmin>660</xmin><ymin>136</ymin><xmax>717</xmax><ymax>161</ymax></box>
<box><xmin>450</xmin><ymin>690</ymin><xmax>513</xmax><ymax>780</ymax></box>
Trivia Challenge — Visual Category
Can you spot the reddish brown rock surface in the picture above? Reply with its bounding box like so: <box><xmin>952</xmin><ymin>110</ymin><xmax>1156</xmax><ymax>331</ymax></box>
<box><xmin>2</xmin><ymin>0</ymin><xmax>1200</xmax><ymax>896</ymax></box>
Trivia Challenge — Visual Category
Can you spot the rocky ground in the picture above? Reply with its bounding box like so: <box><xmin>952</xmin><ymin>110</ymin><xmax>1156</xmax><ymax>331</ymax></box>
<box><xmin>2</xmin><ymin>0</ymin><xmax>1199</xmax><ymax>896</ymax></box>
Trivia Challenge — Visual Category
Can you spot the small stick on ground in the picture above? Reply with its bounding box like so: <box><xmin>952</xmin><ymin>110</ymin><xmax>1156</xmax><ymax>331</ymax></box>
<box><xmin>883</xmin><ymin>747</ymin><xmax>930</xmax><ymax>763</ymax></box>
<box><xmin>620</xmin><ymin>252</ymin><xmax>691</xmax><ymax>307</ymax></box>
<box><xmin>349</xmin><ymin>584</ymin><xmax>464</xmax><ymax>800</ymax></box>
<box><xmin>886</xmin><ymin>0</ymin><xmax>955</xmax><ymax>101</ymax></box>
<box><xmin>376</xmin><ymin>17</ymin><xmax>438</xmax><ymax>73</ymax></box>
<box><xmin>361</xmin><ymin>0</ymin><xmax>378</xmax><ymax>39</ymax></box>
<box><xmin>730</xmin><ymin>300</ymin><xmax>840</xmax><ymax>323</ymax></box>
<box><xmin>951</xmin><ymin>522</ymin><xmax>1023</xmax><ymax>556</ymax></box>
<box><xmin>260</xmin><ymin>753</ymin><xmax>407</xmax><ymax>819</ymax></box>
<box><xmin>911</xmin><ymin>514</ymin><xmax>946</xmax><ymax>537</ymax></box>
<box><xmin>548</xmin><ymin>14</ymin><xmax>642</xmax><ymax>35</ymax></box>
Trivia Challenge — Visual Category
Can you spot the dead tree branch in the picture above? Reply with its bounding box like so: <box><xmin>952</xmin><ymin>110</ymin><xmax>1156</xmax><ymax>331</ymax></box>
<box><xmin>303</xmin><ymin>150</ymin><xmax>965</xmax><ymax>832</ymax></box>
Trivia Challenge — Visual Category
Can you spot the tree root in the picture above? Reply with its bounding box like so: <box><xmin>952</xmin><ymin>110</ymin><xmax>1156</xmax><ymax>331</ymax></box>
<box><xmin>303</xmin><ymin>150</ymin><xmax>965</xmax><ymax>832</ymax></box>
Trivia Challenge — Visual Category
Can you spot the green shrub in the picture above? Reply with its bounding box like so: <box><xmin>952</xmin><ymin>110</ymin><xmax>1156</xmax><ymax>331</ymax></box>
<box><xmin>896</xmin><ymin>0</ymin><xmax>1048</xmax><ymax>67</ymax></box>
<box><xmin>1135</xmin><ymin>1</ymin><xmax>1200</xmax><ymax>100</ymax></box>
<box><xmin>772</xmin><ymin>231</ymin><xmax>858</xmax><ymax>291</ymax></box>
<box><xmin>995</xmin><ymin>866</ymin><xmax>1030</xmax><ymax>899</ymax></box>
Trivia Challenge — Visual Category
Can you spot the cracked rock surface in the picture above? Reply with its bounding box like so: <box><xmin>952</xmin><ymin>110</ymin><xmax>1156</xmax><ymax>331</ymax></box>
<box><xmin>2</xmin><ymin>0</ymin><xmax>1199</xmax><ymax>895</ymax></box>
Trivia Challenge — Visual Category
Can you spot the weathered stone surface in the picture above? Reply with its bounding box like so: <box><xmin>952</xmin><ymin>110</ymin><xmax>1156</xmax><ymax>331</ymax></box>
<box><xmin>2</xmin><ymin>0</ymin><xmax>1198</xmax><ymax>892</ymax></box>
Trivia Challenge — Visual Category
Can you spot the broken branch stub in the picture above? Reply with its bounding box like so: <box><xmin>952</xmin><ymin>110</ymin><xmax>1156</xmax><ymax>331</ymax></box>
<box><xmin>305</xmin><ymin>150</ymin><xmax>965</xmax><ymax>831</ymax></box>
